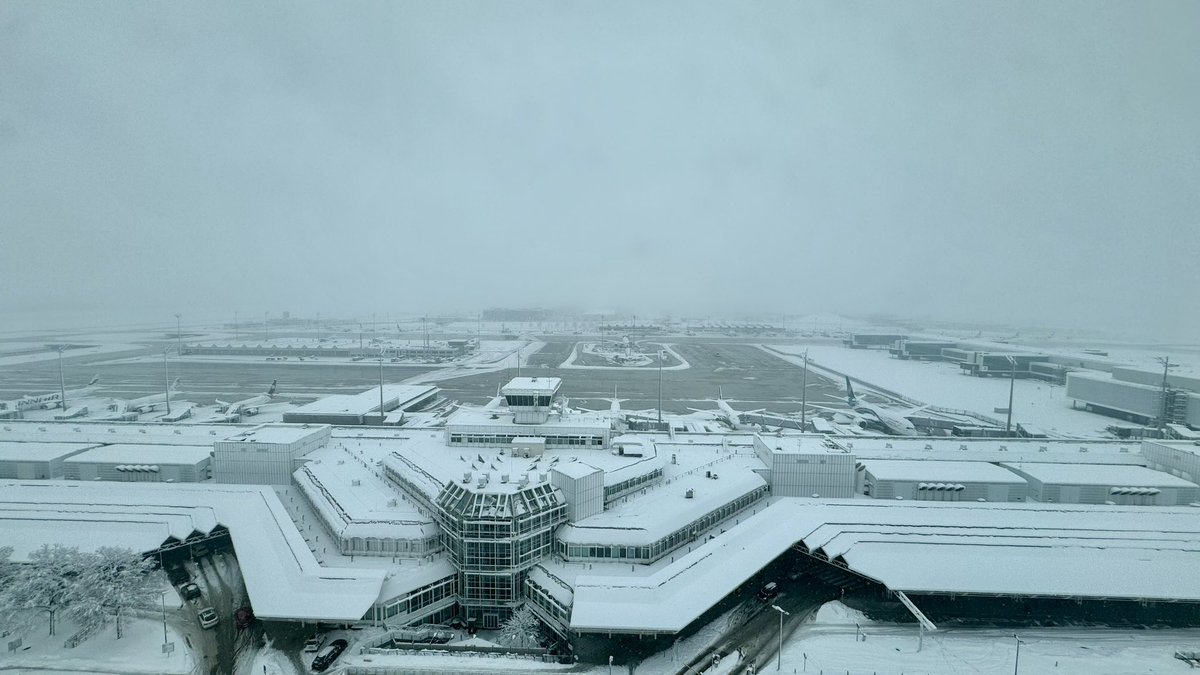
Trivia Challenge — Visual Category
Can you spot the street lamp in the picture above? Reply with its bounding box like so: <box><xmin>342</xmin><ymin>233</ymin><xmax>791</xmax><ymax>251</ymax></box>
<box><xmin>174</xmin><ymin>313</ymin><xmax>182</xmax><ymax>356</ymax></box>
<box><xmin>1012</xmin><ymin>634</ymin><xmax>1023</xmax><ymax>675</ymax></box>
<box><xmin>160</xmin><ymin>590</ymin><xmax>168</xmax><ymax>644</ymax></box>
<box><xmin>1004</xmin><ymin>355</ymin><xmax>1017</xmax><ymax>435</ymax></box>
<box><xmin>771</xmin><ymin>604</ymin><xmax>790</xmax><ymax>671</ymax></box>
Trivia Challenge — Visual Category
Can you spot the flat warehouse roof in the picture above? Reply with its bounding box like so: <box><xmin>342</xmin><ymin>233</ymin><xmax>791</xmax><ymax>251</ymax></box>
<box><xmin>862</xmin><ymin>459</ymin><xmax>1026</xmax><ymax>484</ymax></box>
<box><xmin>0</xmin><ymin>441</ymin><xmax>101</xmax><ymax>462</ymax></box>
<box><xmin>1002</xmin><ymin>462</ymin><xmax>1200</xmax><ymax>487</ymax></box>
<box><xmin>63</xmin><ymin>443</ymin><xmax>212</xmax><ymax>465</ymax></box>
<box><xmin>223</xmin><ymin>423</ymin><xmax>329</xmax><ymax>445</ymax></box>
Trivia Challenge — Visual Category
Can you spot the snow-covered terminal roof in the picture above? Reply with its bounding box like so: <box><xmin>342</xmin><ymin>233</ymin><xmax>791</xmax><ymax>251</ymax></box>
<box><xmin>570</xmin><ymin>498</ymin><xmax>1200</xmax><ymax>635</ymax></box>
<box><xmin>0</xmin><ymin>480</ymin><xmax>386</xmax><ymax>622</ymax></box>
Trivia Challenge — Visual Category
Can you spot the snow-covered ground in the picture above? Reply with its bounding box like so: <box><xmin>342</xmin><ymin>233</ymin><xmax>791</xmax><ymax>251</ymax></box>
<box><xmin>559</xmin><ymin>342</ymin><xmax>691</xmax><ymax>371</ymax></box>
<box><xmin>0</xmin><ymin>343</ymin><xmax>145</xmax><ymax>367</ymax></box>
<box><xmin>769</xmin><ymin>344</ymin><xmax>1117</xmax><ymax>438</ymax></box>
<box><xmin>0</xmin><ymin>615</ymin><xmax>194</xmax><ymax>674</ymax></box>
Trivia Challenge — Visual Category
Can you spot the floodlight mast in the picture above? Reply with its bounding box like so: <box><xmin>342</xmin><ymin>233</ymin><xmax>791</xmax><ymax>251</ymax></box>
<box><xmin>1004</xmin><ymin>355</ymin><xmax>1017</xmax><ymax>435</ymax></box>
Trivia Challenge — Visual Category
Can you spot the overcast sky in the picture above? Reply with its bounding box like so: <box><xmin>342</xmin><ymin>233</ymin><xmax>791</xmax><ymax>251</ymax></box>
<box><xmin>1</xmin><ymin>2</ymin><xmax>1196</xmax><ymax>338</ymax></box>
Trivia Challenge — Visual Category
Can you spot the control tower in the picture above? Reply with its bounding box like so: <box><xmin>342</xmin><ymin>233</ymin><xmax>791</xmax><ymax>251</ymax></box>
<box><xmin>501</xmin><ymin>377</ymin><xmax>561</xmax><ymax>424</ymax></box>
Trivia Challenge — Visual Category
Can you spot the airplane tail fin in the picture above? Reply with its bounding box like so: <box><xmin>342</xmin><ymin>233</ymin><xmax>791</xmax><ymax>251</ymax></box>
<box><xmin>718</xmin><ymin>385</ymin><xmax>724</xmax><ymax>401</ymax></box>
<box><xmin>267</xmin><ymin>379</ymin><xmax>278</xmax><ymax>397</ymax></box>
<box><xmin>844</xmin><ymin>377</ymin><xmax>857</xmax><ymax>407</ymax></box>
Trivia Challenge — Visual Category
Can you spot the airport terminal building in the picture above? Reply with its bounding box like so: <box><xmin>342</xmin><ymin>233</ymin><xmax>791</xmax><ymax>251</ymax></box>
<box><xmin>8</xmin><ymin>388</ymin><xmax>1200</xmax><ymax>661</ymax></box>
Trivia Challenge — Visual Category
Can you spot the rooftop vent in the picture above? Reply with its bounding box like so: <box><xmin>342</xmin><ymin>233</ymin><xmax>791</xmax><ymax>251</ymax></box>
<box><xmin>685</xmin><ymin>488</ymin><xmax>694</xmax><ymax>499</ymax></box>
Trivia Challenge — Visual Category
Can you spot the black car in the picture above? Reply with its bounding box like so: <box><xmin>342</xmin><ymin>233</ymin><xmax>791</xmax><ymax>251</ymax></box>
<box><xmin>165</xmin><ymin>563</ymin><xmax>190</xmax><ymax>586</ymax></box>
<box><xmin>179</xmin><ymin>582</ymin><xmax>202</xmax><ymax>601</ymax></box>
<box><xmin>311</xmin><ymin>639</ymin><xmax>348</xmax><ymax>672</ymax></box>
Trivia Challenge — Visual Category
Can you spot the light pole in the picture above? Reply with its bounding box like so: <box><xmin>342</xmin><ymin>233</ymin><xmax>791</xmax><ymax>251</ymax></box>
<box><xmin>800</xmin><ymin>349</ymin><xmax>809</xmax><ymax>431</ymax></box>
<box><xmin>57</xmin><ymin>347</ymin><xmax>67</xmax><ymax>410</ymax></box>
<box><xmin>163</xmin><ymin>348</ymin><xmax>172</xmax><ymax>416</ymax></box>
<box><xmin>658</xmin><ymin>349</ymin><xmax>664</xmax><ymax>426</ymax></box>
<box><xmin>1012</xmin><ymin>634</ymin><xmax>1023</xmax><ymax>675</ymax></box>
<box><xmin>771</xmin><ymin>604</ymin><xmax>790</xmax><ymax>671</ymax></box>
<box><xmin>160</xmin><ymin>590</ymin><xmax>168</xmax><ymax>644</ymax></box>
<box><xmin>379</xmin><ymin>346</ymin><xmax>385</xmax><ymax>425</ymax></box>
<box><xmin>234</xmin><ymin>311</ymin><xmax>239</xmax><ymax>341</ymax></box>
<box><xmin>1156</xmin><ymin>356</ymin><xmax>1177</xmax><ymax>433</ymax></box>
<box><xmin>1004</xmin><ymin>355</ymin><xmax>1017</xmax><ymax>435</ymax></box>
<box><xmin>174</xmin><ymin>313</ymin><xmax>182</xmax><ymax>355</ymax></box>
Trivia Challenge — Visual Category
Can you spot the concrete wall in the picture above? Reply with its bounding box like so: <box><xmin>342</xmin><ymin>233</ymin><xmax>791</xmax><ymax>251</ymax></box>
<box><xmin>550</xmin><ymin>467</ymin><xmax>604</xmax><ymax>522</ymax></box>
<box><xmin>767</xmin><ymin>452</ymin><xmax>856</xmax><ymax>498</ymax></box>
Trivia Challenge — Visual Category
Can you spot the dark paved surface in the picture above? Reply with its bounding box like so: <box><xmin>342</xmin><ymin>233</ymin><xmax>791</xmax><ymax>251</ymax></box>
<box><xmin>0</xmin><ymin>335</ymin><xmax>845</xmax><ymax>416</ymax></box>
<box><xmin>433</xmin><ymin>341</ymin><xmax>844</xmax><ymax>415</ymax></box>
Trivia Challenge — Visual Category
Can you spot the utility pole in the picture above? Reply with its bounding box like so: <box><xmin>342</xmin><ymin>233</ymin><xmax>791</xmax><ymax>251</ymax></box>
<box><xmin>264</xmin><ymin>312</ymin><xmax>269</xmax><ymax>341</ymax></box>
<box><xmin>234</xmin><ymin>311</ymin><xmax>239</xmax><ymax>341</ymax></box>
<box><xmin>800</xmin><ymin>349</ymin><xmax>809</xmax><ymax>431</ymax></box>
<box><xmin>317</xmin><ymin>312</ymin><xmax>321</xmax><ymax>344</ymax></box>
<box><xmin>174</xmin><ymin>313</ymin><xmax>182</xmax><ymax>356</ymax></box>
<box><xmin>57</xmin><ymin>347</ymin><xmax>67</xmax><ymax>410</ymax></box>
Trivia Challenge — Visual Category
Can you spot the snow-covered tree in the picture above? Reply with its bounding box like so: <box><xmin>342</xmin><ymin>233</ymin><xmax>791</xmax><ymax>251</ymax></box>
<box><xmin>3</xmin><ymin>544</ymin><xmax>88</xmax><ymax>636</ymax></box>
<box><xmin>497</xmin><ymin>605</ymin><xmax>543</xmax><ymax>649</ymax></box>
<box><xmin>66</xmin><ymin>547</ymin><xmax>158</xmax><ymax>640</ymax></box>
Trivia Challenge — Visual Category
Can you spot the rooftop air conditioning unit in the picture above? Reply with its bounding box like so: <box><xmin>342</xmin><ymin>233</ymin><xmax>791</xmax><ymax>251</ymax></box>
<box><xmin>685</xmin><ymin>489</ymin><xmax>694</xmax><ymax>499</ymax></box>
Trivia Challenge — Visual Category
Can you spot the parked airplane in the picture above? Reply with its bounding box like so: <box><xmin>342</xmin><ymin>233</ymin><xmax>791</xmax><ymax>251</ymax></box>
<box><xmin>11</xmin><ymin>376</ymin><xmax>101</xmax><ymax>411</ymax></box>
<box><xmin>810</xmin><ymin>378</ymin><xmax>920</xmax><ymax>436</ymax></box>
<box><xmin>112</xmin><ymin>378</ymin><xmax>182</xmax><ymax>414</ymax></box>
<box><xmin>688</xmin><ymin>387</ymin><xmax>765</xmax><ymax>430</ymax></box>
<box><xmin>216</xmin><ymin>380</ymin><xmax>278</xmax><ymax>417</ymax></box>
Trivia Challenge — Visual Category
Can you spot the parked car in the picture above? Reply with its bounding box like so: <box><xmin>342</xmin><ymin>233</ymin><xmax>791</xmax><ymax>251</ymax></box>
<box><xmin>311</xmin><ymin>639</ymin><xmax>348</xmax><ymax>672</ymax></box>
<box><xmin>180</xmin><ymin>582</ymin><xmax>201</xmax><ymax>601</ymax></box>
<box><xmin>165</xmin><ymin>563</ymin><xmax>189</xmax><ymax>586</ymax></box>
<box><xmin>198</xmin><ymin>607</ymin><xmax>219</xmax><ymax>629</ymax></box>
<box><xmin>303</xmin><ymin>634</ymin><xmax>326</xmax><ymax>653</ymax></box>
<box><xmin>756</xmin><ymin>581</ymin><xmax>779</xmax><ymax>602</ymax></box>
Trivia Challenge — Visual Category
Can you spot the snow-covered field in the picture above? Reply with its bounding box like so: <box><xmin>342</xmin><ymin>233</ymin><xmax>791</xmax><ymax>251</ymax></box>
<box><xmin>559</xmin><ymin>342</ymin><xmax>691</xmax><ymax>371</ymax></box>
<box><xmin>769</xmin><ymin>345</ymin><xmax>1117</xmax><ymax>438</ymax></box>
<box><xmin>0</xmin><ymin>616</ymin><xmax>193</xmax><ymax>674</ymax></box>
